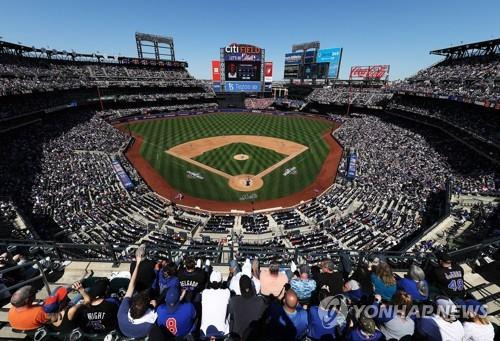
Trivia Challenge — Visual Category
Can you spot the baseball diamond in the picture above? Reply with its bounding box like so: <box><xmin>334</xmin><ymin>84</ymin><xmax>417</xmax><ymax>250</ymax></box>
<box><xmin>119</xmin><ymin>112</ymin><xmax>343</xmax><ymax>211</ymax></box>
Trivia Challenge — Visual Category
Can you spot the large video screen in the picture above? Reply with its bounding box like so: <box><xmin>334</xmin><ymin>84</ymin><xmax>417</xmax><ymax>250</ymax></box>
<box><xmin>316</xmin><ymin>48</ymin><xmax>342</xmax><ymax>78</ymax></box>
<box><xmin>225</xmin><ymin>61</ymin><xmax>261</xmax><ymax>82</ymax></box>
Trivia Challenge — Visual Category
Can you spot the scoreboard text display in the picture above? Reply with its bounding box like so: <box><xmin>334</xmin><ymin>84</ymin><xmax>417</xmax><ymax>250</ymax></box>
<box><xmin>220</xmin><ymin>43</ymin><xmax>265</xmax><ymax>92</ymax></box>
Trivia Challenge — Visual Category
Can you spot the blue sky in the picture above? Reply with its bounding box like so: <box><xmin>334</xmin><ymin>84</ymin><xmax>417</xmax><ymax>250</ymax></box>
<box><xmin>1</xmin><ymin>1</ymin><xmax>498</xmax><ymax>80</ymax></box>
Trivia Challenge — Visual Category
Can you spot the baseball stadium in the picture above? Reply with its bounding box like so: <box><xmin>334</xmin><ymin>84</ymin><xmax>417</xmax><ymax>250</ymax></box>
<box><xmin>0</xmin><ymin>1</ymin><xmax>499</xmax><ymax>340</ymax></box>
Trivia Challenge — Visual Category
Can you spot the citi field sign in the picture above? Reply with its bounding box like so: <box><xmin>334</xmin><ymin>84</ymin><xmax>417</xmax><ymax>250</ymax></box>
<box><xmin>224</xmin><ymin>43</ymin><xmax>262</xmax><ymax>54</ymax></box>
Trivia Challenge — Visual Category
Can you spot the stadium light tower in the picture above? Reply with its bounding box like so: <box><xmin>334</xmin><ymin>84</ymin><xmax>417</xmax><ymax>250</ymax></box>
<box><xmin>135</xmin><ymin>32</ymin><xmax>175</xmax><ymax>61</ymax></box>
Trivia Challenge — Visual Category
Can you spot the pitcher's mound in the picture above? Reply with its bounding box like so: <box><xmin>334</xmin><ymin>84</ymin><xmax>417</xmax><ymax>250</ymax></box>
<box><xmin>233</xmin><ymin>154</ymin><xmax>250</xmax><ymax>161</ymax></box>
<box><xmin>228</xmin><ymin>174</ymin><xmax>263</xmax><ymax>192</ymax></box>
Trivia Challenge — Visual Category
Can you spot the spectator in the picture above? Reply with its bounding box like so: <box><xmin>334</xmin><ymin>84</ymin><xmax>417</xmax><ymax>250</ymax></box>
<box><xmin>430</xmin><ymin>253</ymin><xmax>465</xmax><ymax>300</ymax></box>
<box><xmin>200</xmin><ymin>270</ymin><xmax>230</xmax><ymax>338</ymax></box>
<box><xmin>267</xmin><ymin>289</ymin><xmax>308</xmax><ymax>341</ymax></box>
<box><xmin>118</xmin><ymin>254</ymin><xmax>157</xmax><ymax>338</ymax></box>
<box><xmin>371</xmin><ymin>262</ymin><xmax>396</xmax><ymax>301</ymax></box>
<box><xmin>260</xmin><ymin>262</ymin><xmax>289</xmax><ymax>298</ymax></box>
<box><xmin>396</xmin><ymin>264</ymin><xmax>429</xmax><ymax>303</ymax></box>
<box><xmin>129</xmin><ymin>244</ymin><xmax>156</xmax><ymax>293</ymax></box>
<box><xmin>373</xmin><ymin>291</ymin><xmax>415</xmax><ymax>340</ymax></box>
<box><xmin>227</xmin><ymin>259</ymin><xmax>241</xmax><ymax>294</ymax></box>
<box><xmin>290</xmin><ymin>264</ymin><xmax>317</xmax><ymax>305</ymax></box>
<box><xmin>46</xmin><ymin>285</ymin><xmax>81</xmax><ymax>334</ymax></box>
<box><xmin>75</xmin><ymin>278</ymin><xmax>119</xmax><ymax>334</ymax></box>
<box><xmin>232</xmin><ymin>259</ymin><xmax>261</xmax><ymax>295</ymax></box>
<box><xmin>152</xmin><ymin>261</ymin><xmax>180</xmax><ymax>299</ymax></box>
<box><xmin>251</xmin><ymin>259</ymin><xmax>260</xmax><ymax>280</ymax></box>
<box><xmin>177</xmin><ymin>256</ymin><xmax>206</xmax><ymax>303</ymax></box>
<box><xmin>414</xmin><ymin>297</ymin><xmax>464</xmax><ymax>340</ymax></box>
<box><xmin>461</xmin><ymin>299</ymin><xmax>494</xmax><ymax>341</ymax></box>
<box><xmin>344</xmin><ymin>262</ymin><xmax>374</xmax><ymax>303</ymax></box>
<box><xmin>0</xmin><ymin>251</ymin><xmax>25</xmax><ymax>289</ymax></box>
<box><xmin>346</xmin><ymin>315</ymin><xmax>385</xmax><ymax>341</ymax></box>
<box><xmin>156</xmin><ymin>285</ymin><xmax>197</xmax><ymax>339</ymax></box>
<box><xmin>8</xmin><ymin>285</ymin><xmax>56</xmax><ymax>331</ymax></box>
<box><xmin>228</xmin><ymin>275</ymin><xmax>267</xmax><ymax>340</ymax></box>
<box><xmin>307</xmin><ymin>292</ymin><xmax>347</xmax><ymax>340</ymax></box>
<box><xmin>314</xmin><ymin>259</ymin><xmax>344</xmax><ymax>298</ymax></box>
<box><xmin>251</xmin><ymin>259</ymin><xmax>261</xmax><ymax>294</ymax></box>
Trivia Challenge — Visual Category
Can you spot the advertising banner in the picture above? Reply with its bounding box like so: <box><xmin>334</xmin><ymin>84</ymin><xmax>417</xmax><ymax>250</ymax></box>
<box><xmin>264</xmin><ymin>62</ymin><xmax>273</xmax><ymax>83</ymax></box>
<box><xmin>317</xmin><ymin>48</ymin><xmax>342</xmax><ymax>79</ymax></box>
<box><xmin>212</xmin><ymin>82</ymin><xmax>221</xmax><ymax>92</ymax></box>
<box><xmin>224</xmin><ymin>53</ymin><xmax>262</xmax><ymax>62</ymax></box>
<box><xmin>285</xmin><ymin>52</ymin><xmax>303</xmax><ymax>65</ymax></box>
<box><xmin>111</xmin><ymin>160</ymin><xmax>134</xmax><ymax>190</ymax></box>
<box><xmin>350</xmin><ymin>65</ymin><xmax>390</xmax><ymax>79</ymax></box>
<box><xmin>224</xmin><ymin>81</ymin><xmax>261</xmax><ymax>92</ymax></box>
<box><xmin>211</xmin><ymin>60</ymin><xmax>221</xmax><ymax>81</ymax></box>
<box><xmin>316</xmin><ymin>48</ymin><xmax>342</xmax><ymax>63</ymax></box>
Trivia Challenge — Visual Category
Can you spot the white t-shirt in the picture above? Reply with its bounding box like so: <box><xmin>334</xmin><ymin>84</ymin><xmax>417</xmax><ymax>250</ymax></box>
<box><xmin>462</xmin><ymin>321</ymin><xmax>495</xmax><ymax>341</ymax></box>
<box><xmin>433</xmin><ymin>315</ymin><xmax>465</xmax><ymax>341</ymax></box>
<box><xmin>200</xmin><ymin>288</ymin><xmax>230</xmax><ymax>336</ymax></box>
<box><xmin>229</xmin><ymin>273</ymin><xmax>260</xmax><ymax>295</ymax></box>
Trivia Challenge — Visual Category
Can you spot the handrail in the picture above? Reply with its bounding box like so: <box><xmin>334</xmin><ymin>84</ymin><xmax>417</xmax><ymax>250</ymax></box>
<box><xmin>0</xmin><ymin>260</ymin><xmax>51</xmax><ymax>296</ymax></box>
<box><xmin>0</xmin><ymin>233</ymin><xmax>497</xmax><ymax>269</ymax></box>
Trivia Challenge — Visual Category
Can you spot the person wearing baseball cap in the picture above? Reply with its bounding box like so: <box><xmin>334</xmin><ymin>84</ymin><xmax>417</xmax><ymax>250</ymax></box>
<box><xmin>200</xmin><ymin>270</ymin><xmax>230</xmax><ymax>338</ymax></box>
<box><xmin>74</xmin><ymin>278</ymin><xmax>119</xmax><ymax>334</ymax></box>
<box><xmin>461</xmin><ymin>299</ymin><xmax>494</xmax><ymax>341</ymax></box>
<box><xmin>414</xmin><ymin>297</ymin><xmax>465</xmax><ymax>340</ymax></box>
<box><xmin>307</xmin><ymin>291</ymin><xmax>347</xmax><ymax>340</ymax></box>
<box><xmin>228</xmin><ymin>275</ymin><xmax>267</xmax><ymax>340</ymax></box>
<box><xmin>156</xmin><ymin>286</ymin><xmax>196</xmax><ymax>338</ymax></box>
<box><xmin>430</xmin><ymin>252</ymin><xmax>465</xmax><ymax>300</ymax></box>
<box><xmin>346</xmin><ymin>314</ymin><xmax>384</xmax><ymax>340</ymax></box>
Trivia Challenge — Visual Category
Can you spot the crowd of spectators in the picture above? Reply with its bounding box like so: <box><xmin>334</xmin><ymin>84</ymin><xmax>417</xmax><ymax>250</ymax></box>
<box><xmin>0</xmin><ymin>109</ymin><xmax>179</xmax><ymax>251</ymax></box>
<box><xmin>274</xmin><ymin>98</ymin><xmax>305</xmax><ymax>110</ymax></box>
<box><xmin>5</xmin><ymin>246</ymin><xmax>497</xmax><ymax>340</ymax></box>
<box><xmin>392</xmin><ymin>56</ymin><xmax>499</xmax><ymax>103</ymax></box>
<box><xmin>0</xmin><ymin>48</ymin><xmax>217</xmax><ymax>121</ymax></box>
<box><xmin>306</xmin><ymin>88</ymin><xmax>393</xmax><ymax>107</ymax></box>
<box><xmin>97</xmin><ymin>103</ymin><xmax>218</xmax><ymax>120</ymax></box>
<box><xmin>244</xmin><ymin>98</ymin><xmax>275</xmax><ymax>110</ymax></box>
<box><xmin>298</xmin><ymin>112</ymin><xmax>499</xmax><ymax>252</ymax></box>
<box><xmin>388</xmin><ymin>96</ymin><xmax>500</xmax><ymax>145</ymax></box>
<box><xmin>0</xmin><ymin>56</ymin><xmax>206</xmax><ymax>97</ymax></box>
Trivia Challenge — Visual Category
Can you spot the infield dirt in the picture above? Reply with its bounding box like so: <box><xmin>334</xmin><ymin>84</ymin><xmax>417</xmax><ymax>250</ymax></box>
<box><xmin>165</xmin><ymin>135</ymin><xmax>308</xmax><ymax>192</ymax></box>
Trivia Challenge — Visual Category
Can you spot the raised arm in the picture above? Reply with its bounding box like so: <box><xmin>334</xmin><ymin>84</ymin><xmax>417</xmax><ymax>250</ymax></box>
<box><xmin>66</xmin><ymin>281</ymin><xmax>90</xmax><ymax>320</ymax></box>
<box><xmin>125</xmin><ymin>254</ymin><xmax>143</xmax><ymax>298</ymax></box>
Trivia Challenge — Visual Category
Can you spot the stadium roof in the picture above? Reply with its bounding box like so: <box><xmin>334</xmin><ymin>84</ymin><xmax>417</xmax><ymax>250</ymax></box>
<box><xmin>430</xmin><ymin>38</ymin><xmax>500</xmax><ymax>58</ymax></box>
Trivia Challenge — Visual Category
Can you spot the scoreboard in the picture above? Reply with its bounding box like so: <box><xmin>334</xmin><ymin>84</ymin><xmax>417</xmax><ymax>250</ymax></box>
<box><xmin>212</xmin><ymin>43</ymin><xmax>270</xmax><ymax>93</ymax></box>
<box><xmin>225</xmin><ymin>62</ymin><xmax>261</xmax><ymax>81</ymax></box>
<box><xmin>284</xmin><ymin>47</ymin><xmax>343</xmax><ymax>81</ymax></box>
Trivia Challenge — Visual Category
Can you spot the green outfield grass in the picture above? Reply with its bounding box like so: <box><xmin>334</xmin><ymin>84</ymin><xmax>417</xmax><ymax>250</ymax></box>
<box><xmin>127</xmin><ymin>113</ymin><xmax>334</xmax><ymax>202</ymax></box>
<box><xmin>194</xmin><ymin>142</ymin><xmax>286</xmax><ymax>176</ymax></box>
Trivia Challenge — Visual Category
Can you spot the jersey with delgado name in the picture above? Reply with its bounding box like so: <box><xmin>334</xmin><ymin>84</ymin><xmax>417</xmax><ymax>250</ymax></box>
<box><xmin>178</xmin><ymin>269</ymin><xmax>207</xmax><ymax>301</ymax></box>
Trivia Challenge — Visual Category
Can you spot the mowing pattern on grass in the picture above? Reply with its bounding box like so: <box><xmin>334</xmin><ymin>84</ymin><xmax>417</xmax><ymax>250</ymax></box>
<box><xmin>194</xmin><ymin>143</ymin><xmax>286</xmax><ymax>176</ymax></box>
<box><xmin>128</xmin><ymin>113</ymin><xmax>333</xmax><ymax>202</ymax></box>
